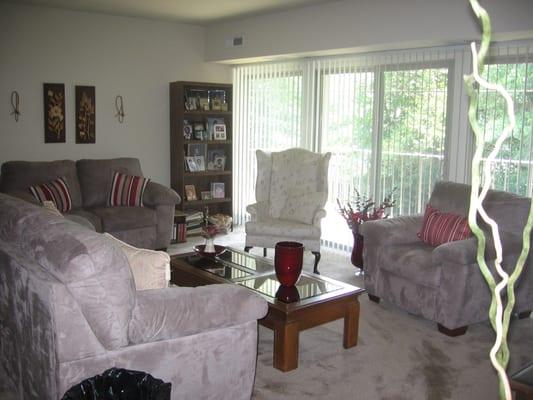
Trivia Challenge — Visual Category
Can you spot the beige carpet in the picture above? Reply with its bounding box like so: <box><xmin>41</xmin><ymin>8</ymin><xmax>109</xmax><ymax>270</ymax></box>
<box><xmin>170</xmin><ymin>231</ymin><xmax>533</xmax><ymax>400</ymax></box>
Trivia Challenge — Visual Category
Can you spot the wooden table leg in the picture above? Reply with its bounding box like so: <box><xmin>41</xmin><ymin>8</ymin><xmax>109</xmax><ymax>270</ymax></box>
<box><xmin>343</xmin><ymin>298</ymin><xmax>359</xmax><ymax>348</ymax></box>
<box><xmin>273</xmin><ymin>322</ymin><xmax>299</xmax><ymax>371</ymax></box>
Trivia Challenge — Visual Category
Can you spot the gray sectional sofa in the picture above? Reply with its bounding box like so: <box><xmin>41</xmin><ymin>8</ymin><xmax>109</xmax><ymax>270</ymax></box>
<box><xmin>0</xmin><ymin>193</ymin><xmax>268</xmax><ymax>399</ymax></box>
<box><xmin>0</xmin><ymin>158</ymin><xmax>179</xmax><ymax>249</ymax></box>
<box><xmin>361</xmin><ymin>181</ymin><xmax>533</xmax><ymax>335</ymax></box>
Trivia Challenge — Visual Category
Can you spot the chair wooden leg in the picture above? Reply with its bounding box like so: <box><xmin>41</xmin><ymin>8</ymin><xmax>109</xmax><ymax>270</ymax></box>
<box><xmin>437</xmin><ymin>323</ymin><xmax>468</xmax><ymax>337</ymax></box>
<box><xmin>368</xmin><ymin>294</ymin><xmax>380</xmax><ymax>303</ymax></box>
<box><xmin>263</xmin><ymin>248</ymin><xmax>267</xmax><ymax>257</ymax></box>
<box><xmin>244</xmin><ymin>246</ymin><xmax>252</xmax><ymax>253</ymax></box>
<box><xmin>312</xmin><ymin>251</ymin><xmax>321</xmax><ymax>274</ymax></box>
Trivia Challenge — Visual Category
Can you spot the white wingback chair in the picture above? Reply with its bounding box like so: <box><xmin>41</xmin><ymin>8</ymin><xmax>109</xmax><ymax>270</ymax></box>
<box><xmin>245</xmin><ymin>148</ymin><xmax>331</xmax><ymax>274</ymax></box>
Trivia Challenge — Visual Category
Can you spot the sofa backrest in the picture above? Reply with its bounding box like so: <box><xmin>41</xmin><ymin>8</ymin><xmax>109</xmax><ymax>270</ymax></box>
<box><xmin>0</xmin><ymin>193</ymin><xmax>136</xmax><ymax>350</ymax></box>
<box><xmin>255</xmin><ymin>149</ymin><xmax>331</xmax><ymax>219</ymax></box>
<box><xmin>77</xmin><ymin>158</ymin><xmax>143</xmax><ymax>208</ymax></box>
<box><xmin>429</xmin><ymin>180</ymin><xmax>531</xmax><ymax>238</ymax></box>
<box><xmin>0</xmin><ymin>160</ymin><xmax>83</xmax><ymax>209</ymax></box>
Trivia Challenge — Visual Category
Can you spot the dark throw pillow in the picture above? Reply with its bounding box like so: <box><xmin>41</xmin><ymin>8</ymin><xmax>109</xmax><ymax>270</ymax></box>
<box><xmin>29</xmin><ymin>176</ymin><xmax>72</xmax><ymax>213</ymax></box>
<box><xmin>417</xmin><ymin>204</ymin><xmax>471</xmax><ymax>247</ymax></box>
<box><xmin>108</xmin><ymin>171</ymin><xmax>150</xmax><ymax>207</ymax></box>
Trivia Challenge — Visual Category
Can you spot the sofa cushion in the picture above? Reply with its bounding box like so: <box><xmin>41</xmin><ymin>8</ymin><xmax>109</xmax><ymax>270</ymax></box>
<box><xmin>108</xmin><ymin>171</ymin><xmax>150</xmax><ymax>207</ymax></box>
<box><xmin>104</xmin><ymin>233</ymin><xmax>169</xmax><ymax>290</ymax></box>
<box><xmin>0</xmin><ymin>160</ymin><xmax>82</xmax><ymax>209</ymax></box>
<box><xmin>0</xmin><ymin>193</ymin><xmax>135</xmax><ymax>350</ymax></box>
<box><xmin>29</xmin><ymin>176</ymin><xmax>73</xmax><ymax>212</ymax></box>
<box><xmin>77</xmin><ymin>158</ymin><xmax>143</xmax><ymax>208</ymax></box>
<box><xmin>246</xmin><ymin>218</ymin><xmax>320</xmax><ymax>239</ymax></box>
<box><xmin>418</xmin><ymin>204</ymin><xmax>471</xmax><ymax>247</ymax></box>
<box><xmin>92</xmin><ymin>206</ymin><xmax>156</xmax><ymax>232</ymax></box>
<box><xmin>380</xmin><ymin>243</ymin><xmax>441</xmax><ymax>288</ymax></box>
<box><xmin>66</xmin><ymin>209</ymin><xmax>103</xmax><ymax>232</ymax></box>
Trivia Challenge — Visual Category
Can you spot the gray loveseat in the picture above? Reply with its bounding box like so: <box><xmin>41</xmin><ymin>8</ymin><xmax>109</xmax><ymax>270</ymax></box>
<box><xmin>0</xmin><ymin>193</ymin><xmax>268</xmax><ymax>399</ymax></box>
<box><xmin>0</xmin><ymin>158</ymin><xmax>179</xmax><ymax>249</ymax></box>
<box><xmin>361</xmin><ymin>181</ymin><xmax>533</xmax><ymax>336</ymax></box>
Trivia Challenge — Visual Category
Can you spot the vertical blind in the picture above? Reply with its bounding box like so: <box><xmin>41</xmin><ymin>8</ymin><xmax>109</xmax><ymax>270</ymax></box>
<box><xmin>233</xmin><ymin>41</ymin><xmax>533</xmax><ymax>250</ymax></box>
<box><xmin>233</xmin><ymin>62</ymin><xmax>305</xmax><ymax>225</ymax></box>
<box><xmin>478</xmin><ymin>43</ymin><xmax>533</xmax><ymax>196</ymax></box>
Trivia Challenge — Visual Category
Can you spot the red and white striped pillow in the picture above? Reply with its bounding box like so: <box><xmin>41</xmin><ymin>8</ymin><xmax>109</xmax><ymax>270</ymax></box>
<box><xmin>417</xmin><ymin>204</ymin><xmax>471</xmax><ymax>247</ymax></box>
<box><xmin>108</xmin><ymin>171</ymin><xmax>150</xmax><ymax>207</ymax></box>
<box><xmin>29</xmin><ymin>177</ymin><xmax>72</xmax><ymax>213</ymax></box>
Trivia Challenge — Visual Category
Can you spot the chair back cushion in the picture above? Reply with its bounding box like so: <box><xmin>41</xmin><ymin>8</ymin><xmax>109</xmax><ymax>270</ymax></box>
<box><xmin>0</xmin><ymin>160</ymin><xmax>82</xmax><ymax>209</ymax></box>
<box><xmin>77</xmin><ymin>158</ymin><xmax>143</xmax><ymax>208</ymax></box>
<box><xmin>428</xmin><ymin>181</ymin><xmax>471</xmax><ymax>217</ymax></box>
<box><xmin>0</xmin><ymin>193</ymin><xmax>136</xmax><ymax>350</ymax></box>
<box><xmin>256</xmin><ymin>148</ymin><xmax>330</xmax><ymax>219</ymax></box>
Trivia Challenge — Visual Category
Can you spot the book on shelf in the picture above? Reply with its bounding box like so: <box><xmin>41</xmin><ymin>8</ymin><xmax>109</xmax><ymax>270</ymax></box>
<box><xmin>185</xmin><ymin>211</ymin><xmax>203</xmax><ymax>221</ymax></box>
<box><xmin>171</xmin><ymin>222</ymin><xmax>187</xmax><ymax>243</ymax></box>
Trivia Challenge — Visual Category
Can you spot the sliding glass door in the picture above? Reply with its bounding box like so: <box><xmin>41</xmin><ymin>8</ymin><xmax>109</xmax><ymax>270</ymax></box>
<box><xmin>477</xmin><ymin>57</ymin><xmax>533</xmax><ymax>196</ymax></box>
<box><xmin>319</xmin><ymin>63</ymin><xmax>450</xmax><ymax>247</ymax></box>
<box><xmin>380</xmin><ymin>66</ymin><xmax>449</xmax><ymax>215</ymax></box>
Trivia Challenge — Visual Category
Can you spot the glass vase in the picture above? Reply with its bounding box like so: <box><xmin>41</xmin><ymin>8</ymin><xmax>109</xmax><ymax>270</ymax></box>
<box><xmin>351</xmin><ymin>229</ymin><xmax>364</xmax><ymax>270</ymax></box>
<box><xmin>204</xmin><ymin>237</ymin><xmax>216</xmax><ymax>253</ymax></box>
<box><xmin>274</xmin><ymin>241</ymin><xmax>304</xmax><ymax>286</ymax></box>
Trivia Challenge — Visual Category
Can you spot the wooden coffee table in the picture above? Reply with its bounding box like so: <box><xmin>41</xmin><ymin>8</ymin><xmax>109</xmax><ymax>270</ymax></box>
<box><xmin>170</xmin><ymin>248</ymin><xmax>364</xmax><ymax>372</ymax></box>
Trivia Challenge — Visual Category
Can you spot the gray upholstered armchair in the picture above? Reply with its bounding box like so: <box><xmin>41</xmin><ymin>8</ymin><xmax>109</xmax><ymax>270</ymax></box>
<box><xmin>360</xmin><ymin>181</ymin><xmax>533</xmax><ymax>336</ymax></box>
<box><xmin>245</xmin><ymin>148</ymin><xmax>331</xmax><ymax>274</ymax></box>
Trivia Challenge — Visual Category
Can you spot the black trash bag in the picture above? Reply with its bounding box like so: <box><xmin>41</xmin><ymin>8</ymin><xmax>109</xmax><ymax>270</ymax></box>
<box><xmin>61</xmin><ymin>368</ymin><xmax>171</xmax><ymax>400</ymax></box>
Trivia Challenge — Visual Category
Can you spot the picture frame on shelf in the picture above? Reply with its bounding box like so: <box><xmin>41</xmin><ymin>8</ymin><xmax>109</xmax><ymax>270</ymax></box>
<box><xmin>193</xmin><ymin>122</ymin><xmax>205</xmax><ymax>140</ymax></box>
<box><xmin>184</xmin><ymin>185</ymin><xmax>197</xmax><ymax>201</ymax></box>
<box><xmin>209</xmin><ymin>89</ymin><xmax>226</xmax><ymax>111</ymax></box>
<box><xmin>188</xmin><ymin>143</ymin><xmax>206</xmax><ymax>157</ymax></box>
<box><xmin>211</xmin><ymin>182</ymin><xmax>225</xmax><ymax>199</ymax></box>
<box><xmin>214</xmin><ymin>124</ymin><xmax>227</xmax><ymax>140</ymax></box>
<box><xmin>183</xmin><ymin>120</ymin><xmax>193</xmax><ymax>140</ymax></box>
<box><xmin>211</xmin><ymin>156</ymin><xmax>226</xmax><ymax>171</ymax></box>
<box><xmin>207</xmin><ymin>149</ymin><xmax>225</xmax><ymax>170</ymax></box>
<box><xmin>206</xmin><ymin>117</ymin><xmax>224</xmax><ymax>141</ymax></box>
<box><xmin>195</xmin><ymin>156</ymin><xmax>206</xmax><ymax>171</ymax></box>
<box><xmin>199</xmin><ymin>97</ymin><xmax>210</xmax><ymax>111</ymax></box>
<box><xmin>185</xmin><ymin>156</ymin><xmax>199</xmax><ymax>172</ymax></box>
<box><xmin>201</xmin><ymin>191</ymin><xmax>212</xmax><ymax>200</ymax></box>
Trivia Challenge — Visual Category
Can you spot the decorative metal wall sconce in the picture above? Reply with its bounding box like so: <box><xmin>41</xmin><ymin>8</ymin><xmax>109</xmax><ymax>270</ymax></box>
<box><xmin>115</xmin><ymin>95</ymin><xmax>125</xmax><ymax>123</ymax></box>
<box><xmin>10</xmin><ymin>91</ymin><xmax>21</xmax><ymax>122</ymax></box>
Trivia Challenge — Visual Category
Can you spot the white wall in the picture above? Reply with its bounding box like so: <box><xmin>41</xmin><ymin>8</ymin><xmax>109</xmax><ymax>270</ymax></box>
<box><xmin>205</xmin><ymin>0</ymin><xmax>533</xmax><ymax>63</ymax></box>
<box><xmin>0</xmin><ymin>3</ymin><xmax>230</xmax><ymax>185</ymax></box>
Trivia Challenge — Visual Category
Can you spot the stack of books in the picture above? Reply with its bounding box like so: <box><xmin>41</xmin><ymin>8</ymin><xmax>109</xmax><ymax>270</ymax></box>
<box><xmin>171</xmin><ymin>210</ymin><xmax>187</xmax><ymax>243</ymax></box>
<box><xmin>185</xmin><ymin>211</ymin><xmax>204</xmax><ymax>236</ymax></box>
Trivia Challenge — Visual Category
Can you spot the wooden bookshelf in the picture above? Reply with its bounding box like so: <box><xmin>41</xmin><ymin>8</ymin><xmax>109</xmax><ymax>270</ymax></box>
<box><xmin>169</xmin><ymin>81</ymin><xmax>233</xmax><ymax>220</ymax></box>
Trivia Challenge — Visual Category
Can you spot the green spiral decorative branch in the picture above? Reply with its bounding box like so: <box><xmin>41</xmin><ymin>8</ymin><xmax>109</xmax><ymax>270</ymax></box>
<box><xmin>465</xmin><ymin>1</ymin><xmax>533</xmax><ymax>399</ymax></box>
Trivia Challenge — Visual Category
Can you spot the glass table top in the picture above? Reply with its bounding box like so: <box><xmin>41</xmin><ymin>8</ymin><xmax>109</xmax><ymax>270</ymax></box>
<box><xmin>237</xmin><ymin>274</ymin><xmax>342</xmax><ymax>303</ymax></box>
<box><xmin>177</xmin><ymin>248</ymin><xmax>344</xmax><ymax>303</ymax></box>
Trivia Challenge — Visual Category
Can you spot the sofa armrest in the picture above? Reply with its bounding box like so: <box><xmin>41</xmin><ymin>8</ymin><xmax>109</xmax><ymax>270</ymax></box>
<box><xmin>128</xmin><ymin>284</ymin><xmax>268</xmax><ymax>345</ymax></box>
<box><xmin>143</xmin><ymin>182</ymin><xmax>180</xmax><ymax>207</ymax></box>
<box><xmin>4</xmin><ymin>190</ymin><xmax>39</xmax><ymax>205</ymax></box>
<box><xmin>433</xmin><ymin>237</ymin><xmax>478</xmax><ymax>265</ymax></box>
<box><xmin>360</xmin><ymin>215</ymin><xmax>423</xmax><ymax>246</ymax></box>
<box><xmin>246</xmin><ymin>201</ymin><xmax>269</xmax><ymax>222</ymax></box>
<box><xmin>313</xmin><ymin>209</ymin><xmax>327</xmax><ymax>226</ymax></box>
<box><xmin>432</xmin><ymin>232</ymin><xmax>524</xmax><ymax>266</ymax></box>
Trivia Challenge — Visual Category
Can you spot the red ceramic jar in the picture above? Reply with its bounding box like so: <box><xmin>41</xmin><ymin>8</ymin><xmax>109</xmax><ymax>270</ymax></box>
<box><xmin>274</xmin><ymin>241</ymin><xmax>304</xmax><ymax>286</ymax></box>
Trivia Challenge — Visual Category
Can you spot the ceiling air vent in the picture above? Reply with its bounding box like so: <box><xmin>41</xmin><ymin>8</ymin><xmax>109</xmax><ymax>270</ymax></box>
<box><xmin>225</xmin><ymin>35</ymin><xmax>244</xmax><ymax>48</ymax></box>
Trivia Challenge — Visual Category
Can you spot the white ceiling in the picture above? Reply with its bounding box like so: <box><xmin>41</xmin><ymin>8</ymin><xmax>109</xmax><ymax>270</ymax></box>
<box><xmin>7</xmin><ymin>0</ymin><xmax>339</xmax><ymax>25</ymax></box>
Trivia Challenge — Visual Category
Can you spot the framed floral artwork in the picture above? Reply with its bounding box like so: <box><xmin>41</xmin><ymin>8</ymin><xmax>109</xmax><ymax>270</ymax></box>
<box><xmin>75</xmin><ymin>85</ymin><xmax>95</xmax><ymax>143</ymax></box>
<box><xmin>43</xmin><ymin>83</ymin><xmax>66</xmax><ymax>143</ymax></box>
